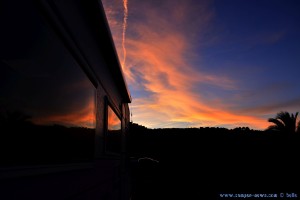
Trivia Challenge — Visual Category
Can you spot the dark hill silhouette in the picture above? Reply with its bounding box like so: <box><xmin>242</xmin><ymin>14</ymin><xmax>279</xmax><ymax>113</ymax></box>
<box><xmin>0</xmin><ymin>112</ymin><xmax>95</xmax><ymax>166</ymax></box>
<box><xmin>1</xmin><ymin>113</ymin><xmax>299</xmax><ymax>199</ymax></box>
<box><xmin>128</xmin><ymin>122</ymin><xmax>300</xmax><ymax>200</ymax></box>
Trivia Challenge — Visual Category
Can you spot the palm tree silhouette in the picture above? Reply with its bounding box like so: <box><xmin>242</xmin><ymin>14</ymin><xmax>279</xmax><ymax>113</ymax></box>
<box><xmin>267</xmin><ymin>111</ymin><xmax>299</xmax><ymax>134</ymax></box>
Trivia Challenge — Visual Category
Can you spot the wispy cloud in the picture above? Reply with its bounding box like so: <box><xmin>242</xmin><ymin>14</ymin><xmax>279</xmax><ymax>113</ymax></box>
<box><xmin>240</xmin><ymin>97</ymin><xmax>300</xmax><ymax>115</ymax></box>
<box><xmin>102</xmin><ymin>0</ymin><xmax>270</xmax><ymax>130</ymax></box>
<box><xmin>121</xmin><ymin>0</ymin><xmax>128</xmax><ymax>68</ymax></box>
<box><xmin>263</xmin><ymin>30</ymin><xmax>286</xmax><ymax>44</ymax></box>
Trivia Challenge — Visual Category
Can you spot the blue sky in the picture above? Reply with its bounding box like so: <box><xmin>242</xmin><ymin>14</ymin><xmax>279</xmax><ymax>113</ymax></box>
<box><xmin>102</xmin><ymin>0</ymin><xmax>300</xmax><ymax>130</ymax></box>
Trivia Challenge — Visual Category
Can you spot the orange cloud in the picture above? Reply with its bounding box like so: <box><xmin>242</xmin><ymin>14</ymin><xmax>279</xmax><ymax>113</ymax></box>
<box><xmin>102</xmin><ymin>0</ymin><xmax>269</xmax><ymax>130</ymax></box>
<box><xmin>108</xmin><ymin>106</ymin><xmax>121</xmax><ymax>130</ymax></box>
<box><xmin>33</xmin><ymin>96</ymin><xmax>95</xmax><ymax>128</ymax></box>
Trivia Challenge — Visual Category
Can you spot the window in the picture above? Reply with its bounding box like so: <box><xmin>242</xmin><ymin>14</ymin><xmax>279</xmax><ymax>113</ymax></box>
<box><xmin>0</xmin><ymin>8</ymin><xmax>96</xmax><ymax>166</ymax></box>
<box><xmin>106</xmin><ymin>105</ymin><xmax>122</xmax><ymax>154</ymax></box>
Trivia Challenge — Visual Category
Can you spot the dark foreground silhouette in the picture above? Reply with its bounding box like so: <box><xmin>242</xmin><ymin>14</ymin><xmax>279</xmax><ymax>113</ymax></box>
<box><xmin>128</xmin><ymin>123</ymin><xmax>300</xmax><ymax>200</ymax></box>
<box><xmin>1</xmin><ymin>114</ymin><xmax>299</xmax><ymax>199</ymax></box>
<box><xmin>0</xmin><ymin>115</ymin><xmax>95</xmax><ymax>166</ymax></box>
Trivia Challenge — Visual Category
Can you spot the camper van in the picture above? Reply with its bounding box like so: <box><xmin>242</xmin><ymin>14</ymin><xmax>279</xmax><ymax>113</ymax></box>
<box><xmin>0</xmin><ymin>0</ymin><xmax>131</xmax><ymax>199</ymax></box>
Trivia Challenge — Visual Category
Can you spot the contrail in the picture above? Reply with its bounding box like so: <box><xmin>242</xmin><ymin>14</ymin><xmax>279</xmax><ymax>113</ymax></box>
<box><xmin>122</xmin><ymin>0</ymin><xmax>128</xmax><ymax>68</ymax></box>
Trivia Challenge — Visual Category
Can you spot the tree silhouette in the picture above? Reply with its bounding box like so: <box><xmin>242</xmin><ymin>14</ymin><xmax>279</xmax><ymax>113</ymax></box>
<box><xmin>0</xmin><ymin>110</ymin><xmax>32</xmax><ymax>127</ymax></box>
<box><xmin>267</xmin><ymin>111</ymin><xmax>299</xmax><ymax>134</ymax></box>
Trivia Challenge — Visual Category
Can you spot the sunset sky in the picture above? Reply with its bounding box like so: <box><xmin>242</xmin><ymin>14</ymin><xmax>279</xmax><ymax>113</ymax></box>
<box><xmin>102</xmin><ymin>0</ymin><xmax>300</xmax><ymax>130</ymax></box>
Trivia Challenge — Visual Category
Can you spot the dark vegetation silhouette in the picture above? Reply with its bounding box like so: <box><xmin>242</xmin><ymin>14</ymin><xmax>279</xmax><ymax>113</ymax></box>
<box><xmin>0</xmin><ymin>110</ymin><xmax>95</xmax><ymax>166</ymax></box>
<box><xmin>266</xmin><ymin>111</ymin><xmax>299</xmax><ymax>134</ymax></box>
<box><xmin>128</xmin><ymin>112</ymin><xmax>300</xmax><ymax>200</ymax></box>
<box><xmin>106</xmin><ymin>129</ymin><xmax>122</xmax><ymax>154</ymax></box>
<box><xmin>1</xmin><ymin>110</ymin><xmax>299</xmax><ymax>199</ymax></box>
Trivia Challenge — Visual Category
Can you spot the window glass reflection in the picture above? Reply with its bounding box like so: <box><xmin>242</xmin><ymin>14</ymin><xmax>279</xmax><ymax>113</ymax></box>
<box><xmin>106</xmin><ymin>106</ymin><xmax>122</xmax><ymax>154</ymax></box>
<box><xmin>0</xmin><ymin>11</ymin><xmax>96</xmax><ymax>166</ymax></box>
<box><xmin>108</xmin><ymin>106</ymin><xmax>121</xmax><ymax>131</ymax></box>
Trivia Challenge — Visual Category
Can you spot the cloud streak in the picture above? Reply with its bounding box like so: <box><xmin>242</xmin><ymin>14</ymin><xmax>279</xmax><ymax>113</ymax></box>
<box><xmin>122</xmin><ymin>0</ymin><xmax>128</xmax><ymax>68</ymax></box>
<box><xmin>241</xmin><ymin>97</ymin><xmax>300</xmax><ymax>115</ymax></box>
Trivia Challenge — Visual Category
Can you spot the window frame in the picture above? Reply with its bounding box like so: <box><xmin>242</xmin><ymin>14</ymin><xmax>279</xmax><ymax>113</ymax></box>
<box><xmin>104</xmin><ymin>97</ymin><xmax>122</xmax><ymax>157</ymax></box>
